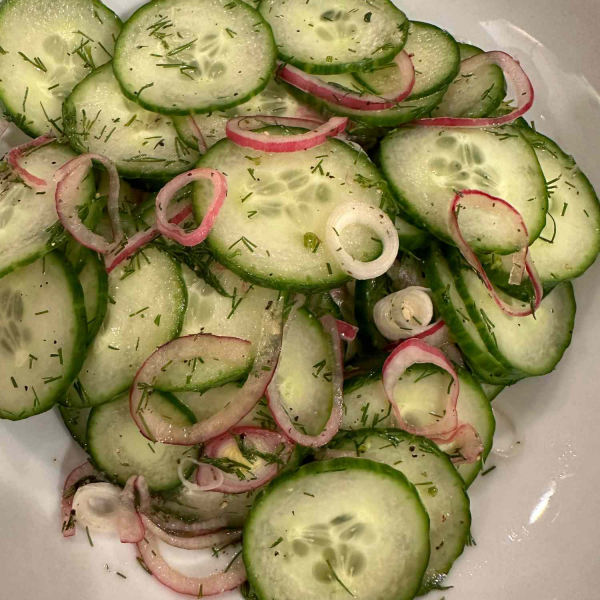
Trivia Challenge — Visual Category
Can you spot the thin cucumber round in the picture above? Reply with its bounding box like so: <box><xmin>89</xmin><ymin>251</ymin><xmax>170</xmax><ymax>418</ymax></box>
<box><xmin>259</xmin><ymin>0</ymin><xmax>408</xmax><ymax>75</ymax></box>
<box><xmin>193</xmin><ymin>130</ymin><xmax>394</xmax><ymax>291</ymax></box>
<box><xmin>71</xmin><ymin>247</ymin><xmax>187</xmax><ymax>407</ymax></box>
<box><xmin>0</xmin><ymin>142</ymin><xmax>96</xmax><ymax>279</ymax></box>
<box><xmin>63</xmin><ymin>63</ymin><xmax>199</xmax><ymax>179</ymax></box>
<box><xmin>113</xmin><ymin>0</ymin><xmax>277</xmax><ymax>115</ymax></box>
<box><xmin>394</xmin><ymin>213</ymin><xmax>431</xmax><ymax>252</ymax></box>
<box><xmin>354</xmin><ymin>276</ymin><xmax>394</xmax><ymax>353</ymax></box>
<box><xmin>424</xmin><ymin>241</ymin><xmax>520</xmax><ymax>385</ymax></box>
<box><xmin>87</xmin><ymin>391</ymin><xmax>198</xmax><ymax>492</ymax></box>
<box><xmin>58</xmin><ymin>405</ymin><xmax>91</xmax><ymax>450</ymax></box>
<box><xmin>78</xmin><ymin>250</ymin><xmax>108</xmax><ymax>344</ymax></box>
<box><xmin>244</xmin><ymin>458</ymin><xmax>430</xmax><ymax>600</ymax></box>
<box><xmin>431</xmin><ymin>43</ymin><xmax>507</xmax><ymax>119</ymax></box>
<box><xmin>480</xmin><ymin>383</ymin><xmax>505</xmax><ymax>402</ymax></box>
<box><xmin>325</xmin><ymin>429</ymin><xmax>471</xmax><ymax>593</ymax></box>
<box><xmin>0</xmin><ymin>0</ymin><xmax>121</xmax><ymax>137</ymax></box>
<box><xmin>380</xmin><ymin>125</ymin><xmax>549</xmax><ymax>254</ymax></box>
<box><xmin>354</xmin><ymin>21</ymin><xmax>460</xmax><ymax>101</ymax></box>
<box><xmin>453</xmin><ymin>252</ymin><xmax>576</xmax><ymax>378</ymax></box>
<box><xmin>283</xmin><ymin>78</ymin><xmax>446</xmax><ymax>128</ymax></box>
<box><xmin>270</xmin><ymin>307</ymin><xmax>334</xmax><ymax>438</ymax></box>
<box><xmin>173</xmin><ymin>78</ymin><xmax>316</xmax><ymax>151</ymax></box>
<box><xmin>0</xmin><ymin>252</ymin><xmax>87</xmax><ymax>420</ymax></box>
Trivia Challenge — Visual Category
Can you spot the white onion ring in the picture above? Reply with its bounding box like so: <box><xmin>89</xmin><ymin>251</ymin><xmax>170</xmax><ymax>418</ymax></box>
<box><xmin>117</xmin><ymin>476</ymin><xmax>145</xmax><ymax>543</ymax></box>
<box><xmin>178</xmin><ymin>458</ymin><xmax>225</xmax><ymax>493</ymax></box>
<box><xmin>72</xmin><ymin>482</ymin><xmax>121</xmax><ymax>533</ymax></box>
<box><xmin>267</xmin><ymin>314</ymin><xmax>343</xmax><ymax>448</ymax></box>
<box><xmin>155</xmin><ymin>168</ymin><xmax>226</xmax><ymax>246</ymax></box>
<box><xmin>54</xmin><ymin>153</ymin><xmax>122</xmax><ymax>254</ymax></box>
<box><xmin>382</xmin><ymin>338</ymin><xmax>459</xmax><ymax>438</ymax></box>
<box><xmin>278</xmin><ymin>51</ymin><xmax>415</xmax><ymax>111</ymax></box>
<box><xmin>414</xmin><ymin>51</ymin><xmax>534</xmax><ymax>127</ymax></box>
<box><xmin>61</xmin><ymin>461</ymin><xmax>98</xmax><ymax>538</ymax></box>
<box><xmin>374</xmin><ymin>287</ymin><xmax>434</xmax><ymax>341</ymax></box>
<box><xmin>326</xmin><ymin>202</ymin><xmax>399</xmax><ymax>280</ymax></box>
<box><xmin>448</xmin><ymin>190</ymin><xmax>543</xmax><ymax>317</ymax></box>
<box><xmin>8</xmin><ymin>134</ymin><xmax>55</xmax><ymax>189</ymax></box>
<box><xmin>137</xmin><ymin>532</ymin><xmax>246</xmax><ymax>597</ymax></box>
<box><xmin>130</xmin><ymin>300</ymin><xmax>283</xmax><ymax>445</ymax></box>
<box><xmin>225</xmin><ymin>115</ymin><xmax>348</xmax><ymax>152</ymax></box>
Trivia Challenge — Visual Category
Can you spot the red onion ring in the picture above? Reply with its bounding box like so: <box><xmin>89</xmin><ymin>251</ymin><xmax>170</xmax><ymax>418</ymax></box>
<box><xmin>432</xmin><ymin>423</ymin><xmax>484</xmax><ymax>465</ymax></box>
<box><xmin>54</xmin><ymin>153</ymin><xmax>123</xmax><ymax>253</ymax></box>
<box><xmin>186</xmin><ymin>116</ymin><xmax>209</xmax><ymax>154</ymax></box>
<box><xmin>181</xmin><ymin>460</ymin><xmax>226</xmax><ymax>493</ymax></box>
<box><xmin>277</xmin><ymin>51</ymin><xmax>415</xmax><ymax>111</ymax></box>
<box><xmin>8</xmin><ymin>134</ymin><xmax>55</xmax><ymax>189</ymax></box>
<box><xmin>61</xmin><ymin>461</ymin><xmax>97</xmax><ymax>538</ymax></box>
<box><xmin>382</xmin><ymin>338</ymin><xmax>459</xmax><ymax>438</ymax></box>
<box><xmin>414</xmin><ymin>51</ymin><xmax>534</xmax><ymax>127</ymax></box>
<box><xmin>140</xmin><ymin>515</ymin><xmax>242</xmax><ymax>550</ymax></box>
<box><xmin>155</xmin><ymin>168</ymin><xmax>226</xmax><ymax>247</ymax></box>
<box><xmin>384</xmin><ymin>319</ymin><xmax>450</xmax><ymax>352</ymax></box>
<box><xmin>105</xmin><ymin>203</ymin><xmax>193</xmax><ymax>273</ymax></box>
<box><xmin>137</xmin><ymin>532</ymin><xmax>246</xmax><ymax>597</ymax></box>
<box><xmin>197</xmin><ymin>426</ymin><xmax>294</xmax><ymax>493</ymax></box>
<box><xmin>130</xmin><ymin>300</ymin><xmax>284</xmax><ymax>445</ymax></box>
<box><xmin>225</xmin><ymin>115</ymin><xmax>348</xmax><ymax>152</ymax></box>
<box><xmin>117</xmin><ymin>475</ymin><xmax>145</xmax><ymax>544</ymax></box>
<box><xmin>329</xmin><ymin>287</ymin><xmax>356</xmax><ymax>325</ymax></box>
<box><xmin>448</xmin><ymin>190</ymin><xmax>543</xmax><ymax>317</ymax></box>
<box><xmin>268</xmin><ymin>314</ymin><xmax>343</xmax><ymax>448</ymax></box>
<box><xmin>336</xmin><ymin>319</ymin><xmax>359</xmax><ymax>343</ymax></box>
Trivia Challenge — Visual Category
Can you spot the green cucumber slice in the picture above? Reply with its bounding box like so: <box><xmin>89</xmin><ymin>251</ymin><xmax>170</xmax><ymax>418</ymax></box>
<box><xmin>72</xmin><ymin>247</ymin><xmax>187</xmax><ymax>407</ymax></box>
<box><xmin>483</xmin><ymin>126</ymin><xmax>600</xmax><ymax>286</ymax></box>
<box><xmin>354</xmin><ymin>21</ymin><xmax>460</xmax><ymax>101</ymax></box>
<box><xmin>453</xmin><ymin>252</ymin><xmax>576</xmax><ymax>377</ymax></box>
<box><xmin>87</xmin><ymin>391</ymin><xmax>198</xmax><ymax>492</ymax></box>
<box><xmin>480</xmin><ymin>383</ymin><xmax>505</xmax><ymax>401</ymax></box>
<box><xmin>63</xmin><ymin>63</ymin><xmax>199</xmax><ymax>179</ymax></box>
<box><xmin>326</xmin><ymin>429</ymin><xmax>470</xmax><ymax>593</ymax></box>
<box><xmin>113</xmin><ymin>0</ymin><xmax>276</xmax><ymax>115</ymax></box>
<box><xmin>431</xmin><ymin>43</ymin><xmax>507</xmax><ymax>119</ymax></box>
<box><xmin>244</xmin><ymin>458</ymin><xmax>430</xmax><ymax>600</ymax></box>
<box><xmin>58</xmin><ymin>405</ymin><xmax>91</xmax><ymax>449</ymax></box>
<box><xmin>380</xmin><ymin>125</ymin><xmax>548</xmax><ymax>254</ymax></box>
<box><xmin>193</xmin><ymin>131</ymin><xmax>394</xmax><ymax>291</ymax></box>
<box><xmin>0</xmin><ymin>252</ymin><xmax>87</xmax><ymax>420</ymax></box>
<box><xmin>424</xmin><ymin>241</ymin><xmax>519</xmax><ymax>385</ymax></box>
<box><xmin>259</xmin><ymin>0</ymin><xmax>408</xmax><ymax>75</ymax></box>
<box><xmin>0</xmin><ymin>142</ymin><xmax>95</xmax><ymax>278</ymax></box>
<box><xmin>0</xmin><ymin>0</ymin><xmax>121</xmax><ymax>137</ymax></box>
<box><xmin>173</xmin><ymin>78</ymin><xmax>316</xmax><ymax>151</ymax></box>
<box><xmin>354</xmin><ymin>275</ymin><xmax>393</xmax><ymax>353</ymax></box>
<box><xmin>270</xmin><ymin>307</ymin><xmax>334</xmax><ymax>438</ymax></box>
<box><xmin>78</xmin><ymin>250</ymin><xmax>108</xmax><ymax>344</ymax></box>
<box><xmin>284</xmin><ymin>78</ymin><xmax>446</xmax><ymax>128</ymax></box>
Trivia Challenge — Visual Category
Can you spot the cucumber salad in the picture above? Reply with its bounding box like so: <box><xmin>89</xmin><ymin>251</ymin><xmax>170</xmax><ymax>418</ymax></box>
<box><xmin>0</xmin><ymin>0</ymin><xmax>597</xmax><ymax>598</ymax></box>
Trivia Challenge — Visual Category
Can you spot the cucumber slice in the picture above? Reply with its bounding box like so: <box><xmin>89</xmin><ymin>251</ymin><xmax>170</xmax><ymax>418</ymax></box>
<box><xmin>180</xmin><ymin>263</ymin><xmax>279</xmax><ymax>355</ymax></box>
<box><xmin>173</xmin><ymin>78</ymin><xmax>316</xmax><ymax>151</ymax></box>
<box><xmin>341</xmin><ymin>365</ymin><xmax>495</xmax><ymax>487</ymax></box>
<box><xmin>193</xmin><ymin>131</ymin><xmax>393</xmax><ymax>291</ymax></box>
<box><xmin>395</xmin><ymin>214</ymin><xmax>430</xmax><ymax>251</ymax></box>
<box><xmin>270</xmin><ymin>307</ymin><xmax>334</xmax><ymax>438</ymax></box>
<box><xmin>72</xmin><ymin>247</ymin><xmax>187</xmax><ymax>407</ymax></box>
<box><xmin>244</xmin><ymin>458</ymin><xmax>430</xmax><ymax>600</ymax></box>
<box><xmin>259</xmin><ymin>0</ymin><xmax>408</xmax><ymax>75</ymax></box>
<box><xmin>431</xmin><ymin>43</ymin><xmax>507</xmax><ymax>119</ymax></box>
<box><xmin>63</xmin><ymin>63</ymin><xmax>199</xmax><ymax>179</ymax></box>
<box><xmin>0</xmin><ymin>142</ymin><xmax>96</xmax><ymax>278</ymax></box>
<box><xmin>454</xmin><ymin>252</ymin><xmax>576</xmax><ymax>377</ymax></box>
<box><xmin>0</xmin><ymin>253</ymin><xmax>87</xmax><ymax>420</ymax></box>
<box><xmin>424</xmin><ymin>241</ymin><xmax>519</xmax><ymax>385</ymax></box>
<box><xmin>354</xmin><ymin>275</ymin><xmax>393</xmax><ymax>353</ymax></box>
<box><xmin>0</xmin><ymin>0</ymin><xmax>121</xmax><ymax>137</ymax></box>
<box><xmin>483</xmin><ymin>126</ymin><xmax>600</xmax><ymax>286</ymax></box>
<box><xmin>113</xmin><ymin>0</ymin><xmax>276</xmax><ymax>115</ymax></box>
<box><xmin>58</xmin><ymin>405</ymin><xmax>91</xmax><ymax>449</ymax></box>
<box><xmin>354</xmin><ymin>21</ymin><xmax>460</xmax><ymax>101</ymax></box>
<box><xmin>78</xmin><ymin>251</ymin><xmax>108</xmax><ymax>344</ymax></box>
<box><xmin>380</xmin><ymin>125</ymin><xmax>548</xmax><ymax>254</ymax></box>
<box><xmin>87</xmin><ymin>391</ymin><xmax>198</xmax><ymax>492</ymax></box>
<box><xmin>284</xmin><ymin>78</ymin><xmax>446</xmax><ymax>128</ymax></box>
<box><xmin>326</xmin><ymin>429</ymin><xmax>470</xmax><ymax>593</ymax></box>
<box><xmin>480</xmin><ymin>382</ymin><xmax>505</xmax><ymax>401</ymax></box>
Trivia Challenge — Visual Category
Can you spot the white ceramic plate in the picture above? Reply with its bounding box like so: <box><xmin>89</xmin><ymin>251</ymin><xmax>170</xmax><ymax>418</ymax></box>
<box><xmin>1</xmin><ymin>1</ymin><xmax>599</xmax><ymax>598</ymax></box>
